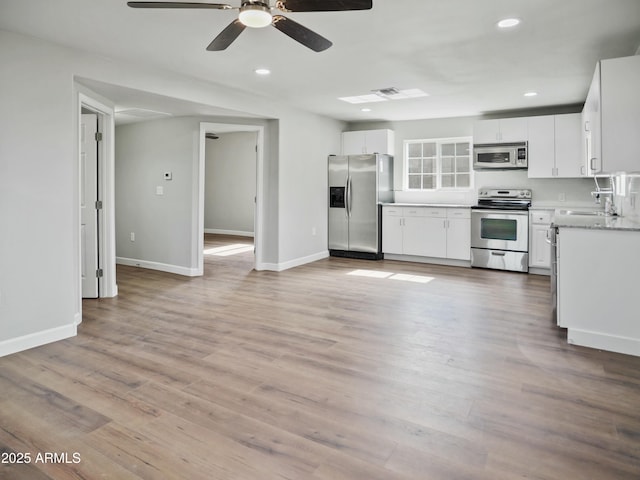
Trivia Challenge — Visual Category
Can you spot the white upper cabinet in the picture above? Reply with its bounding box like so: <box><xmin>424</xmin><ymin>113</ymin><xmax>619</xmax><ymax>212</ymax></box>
<box><xmin>342</xmin><ymin>129</ymin><xmax>395</xmax><ymax>155</ymax></box>
<box><xmin>527</xmin><ymin>115</ymin><xmax>555</xmax><ymax>178</ymax></box>
<box><xmin>554</xmin><ymin>113</ymin><xmax>582</xmax><ymax>177</ymax></box>
<box><xmin>581</xmin><ymin>55</ymin><xmax>640</xmax><ymax>175</ymax></box>
<box><xmin>528</xmin><ymin>113</ymin><xmax>582</xmax><ymax>178</ymax></box>
<box><xmin>473</xmin><ymin>117</ymin><xmax>528</xmax><ymax>144</ymax></box>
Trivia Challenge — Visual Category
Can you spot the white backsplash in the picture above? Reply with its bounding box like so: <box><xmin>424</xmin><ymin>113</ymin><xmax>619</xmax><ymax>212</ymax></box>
<box><xmin>393</xmin><ymin>169</ymin><xmax>596</xmax><ymax>207</ymax></box>
<box><xmin>612</xmin><ymin>173</ymin><xmax>640</xmax><ymax>219</ymax></box>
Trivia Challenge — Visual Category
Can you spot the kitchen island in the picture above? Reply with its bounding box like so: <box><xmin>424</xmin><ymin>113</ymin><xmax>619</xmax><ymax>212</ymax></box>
<box><xmin>554</xmin><ymin>213</ymin><xmax>640</xmax><ymax>356</ymax></box>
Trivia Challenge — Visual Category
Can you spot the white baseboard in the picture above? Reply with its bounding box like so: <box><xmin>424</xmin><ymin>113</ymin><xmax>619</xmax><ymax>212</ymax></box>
<box><xmin>0</xmin><ymin>323</ymin><xmax>77</xmax><ymax>358</ymax></box>
<box><xmin>528</xmin><ymin>267</ymin><xmax>551</xmax><ymax>276</ymax></box>
<box><xmin>384</xmin><ymin>253</ymin><xmax>471</xmax><ymax>268</ymax></box>
<box><xmin>116</xmin><ymin>257</ymin><xmax>201</xmax><ymax>277</ymax></box>
<box><xmin>204</xmin><ymin>229</ymin><xmax>254</xmax><ymax>237</ymax></box>
<box><xmin>256</xmin><ymin>250</ymin><xmax>329</xmax><ymax>272</ymax></box>
<box><xmin>567</xmin><ymin>328</ymin><xmax>640</xmax><ymax>357</ymax></box>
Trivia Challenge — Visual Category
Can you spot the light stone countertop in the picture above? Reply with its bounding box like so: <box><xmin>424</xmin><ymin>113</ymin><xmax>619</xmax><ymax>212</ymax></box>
<box><xmin>552</xmin><ymin>213</ymin><xmax>640</xmax><ymax>231</ymax></box>
<box><xmin>381</xmin><ymin>203</ymin><xmax>472</xmax><ymax>208</ymax></box>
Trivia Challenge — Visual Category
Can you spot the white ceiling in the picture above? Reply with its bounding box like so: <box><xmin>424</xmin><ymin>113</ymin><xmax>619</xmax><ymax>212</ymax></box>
<box><xmin>2</xmin><ymin>0</ymin><xmax>640</xmax><ymax>123</ymax></box>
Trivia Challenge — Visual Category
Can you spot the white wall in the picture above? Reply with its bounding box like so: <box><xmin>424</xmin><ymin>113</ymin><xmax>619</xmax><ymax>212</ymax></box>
<box><xmin>348</xmin><ymin>116</ymin><xmax>596</xmax><ymax>207</ymax></box>
<box><xmin>0</xmin><ymin>30</ymin><xmax>79</xmax><ymax>353</ymax></box>
<box><xmin>277</xmin><ymin>111</ymin><xmax>343</xmax><ymax>268</ymax></box>
<box><xmin>0</xmin><ymin>28</ymin><xmax>344</xmax><ymax>355</ymax></box>
<box><xmin>204</xmin><ymin>132</ymin><xmax>257</xmax><ymax>236</ymax></box>
<box><xmin>115</xmin><ymin>117</ymin><xmax>200</xmax><ymax>274</ymax></box>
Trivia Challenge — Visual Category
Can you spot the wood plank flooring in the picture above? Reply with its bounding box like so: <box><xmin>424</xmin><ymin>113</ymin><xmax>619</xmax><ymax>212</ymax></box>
<box><xmin>2</xmin><ymin>233</ymin><xmax>639</xmax><ymax>479</ymax></box>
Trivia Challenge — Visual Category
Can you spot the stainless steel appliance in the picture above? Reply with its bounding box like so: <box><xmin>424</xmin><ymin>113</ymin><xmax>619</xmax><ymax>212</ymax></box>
<box><xmin>548</xmin><ymin>225</ymin><xmax>559</xmax><ymax>323</ymax></box>
<box><xmin>328</xmin><ymin>154</ymin><xmax>393</xmax><ymax>259</ymax></box>
<box><xmin>470</xmin><ymin>189</ymin><xmax>532</xmax><ymax>272</ymax></box>
<box><xmin>473</xmin><ymin>142</ymin><xmax>528</xmax><ymax>170</ymax></box>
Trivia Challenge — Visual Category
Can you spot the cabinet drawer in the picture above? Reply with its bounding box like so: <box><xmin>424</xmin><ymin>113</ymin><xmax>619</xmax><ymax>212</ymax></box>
<box><xmin>383</xmin><ymin>207</ymin><xmax>403</xmax><ymax>216</ymax></box>
<box><xmin>421</xmin><ymin>208</ymin><xmax>446</xmax><ymax>218</ymax></box>
<box><xmin>403</xmin><ymin>208</ymin><xmax>425</xmax><ymax>217</ymax></box>
<box><xmin>530</xmin><ymin>210</ymin><xmax>552</xmax><ymax>224</ymax></box>
<box><xmin>447</xmin><ymin>208</ymin><xmax>471</xmax><ymax>219</ymax></box>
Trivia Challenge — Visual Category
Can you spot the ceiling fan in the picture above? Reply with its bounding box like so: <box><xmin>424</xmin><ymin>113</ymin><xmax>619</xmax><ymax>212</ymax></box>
<box><xmin>127</xmin><ymin>1</ymin><xmax>372</xmax><ymax>52</ymax></box>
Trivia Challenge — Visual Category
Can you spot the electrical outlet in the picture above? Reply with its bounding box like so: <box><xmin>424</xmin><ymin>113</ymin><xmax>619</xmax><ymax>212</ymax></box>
<box><xmin>156</xmin><ymin>186</ymin><xmax>164</xmax><ymax>196</ymax></box>
<box><xmin>311</xmin><ymin>227</ymin><xmax>317</xmax><ymax>236</ymax></box>
<box><xmin>130</xmin><ymin>232</ymin><xmax>135</xmax><ymax>242</ymax></box>
<box><xmin>558</xmin><ymin>192</ymin><xmax>566</xmax><ymax>202</ymax></box>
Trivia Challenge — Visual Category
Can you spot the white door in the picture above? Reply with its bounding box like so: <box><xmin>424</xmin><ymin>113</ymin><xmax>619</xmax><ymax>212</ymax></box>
<box><xmin>81</xmin><ymin>113</ymin><xmax>99</xmax><ymax>298</ymax></box>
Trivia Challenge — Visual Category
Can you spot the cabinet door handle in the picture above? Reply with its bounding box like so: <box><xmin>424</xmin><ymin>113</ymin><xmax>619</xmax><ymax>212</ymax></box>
<box><xmin>584</xmin><ymin>120</ymin><xmax>590</xmax><ymax>132</ymax></box>
<box><xmin>580</xmin><ymin>165</ymin><xmax>585</xmax><ymax>176</ymax></box>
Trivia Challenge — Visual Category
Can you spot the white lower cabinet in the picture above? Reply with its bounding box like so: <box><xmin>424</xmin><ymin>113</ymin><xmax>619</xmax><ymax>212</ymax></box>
<box><xmin>382</xmin><ymin>206</ymin><xmax>470</xmax><ymax>261</ymax></box>
<box><xmin>529</xmin><ymin>209</ymin><xmax>553</xmax><ymax>270</ymax></box>
<box><xmin>446</xmin><ymin>209</ymin><xmax>471</xmax><ymax>260</ymax></box>
<box><xmin>557</xmin><ymin>227</ymin><xmax>640</xmax><ymax>356</ymax></box>
<box><xmin>381</xmin><ymin>207</ymin><xmax>404</xmax><ymax>254</ymax></box>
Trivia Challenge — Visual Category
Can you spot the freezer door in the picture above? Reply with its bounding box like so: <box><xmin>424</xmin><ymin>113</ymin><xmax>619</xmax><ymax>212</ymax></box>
<box><xmin>328</xmin><ymin>155</ymin><xmax>349</xmax><ymax>250</ymax></box>
<box><xmin>348</xmin><ymin>155</ymin><xmax>379</xmax><ymax>253</ymax></box>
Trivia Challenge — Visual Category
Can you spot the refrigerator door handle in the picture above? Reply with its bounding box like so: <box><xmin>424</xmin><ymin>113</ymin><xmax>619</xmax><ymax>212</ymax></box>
<box><xmin>346</xmin><ymin>176</ymin><xmax>353</xmax><ymax>217</ymax></box>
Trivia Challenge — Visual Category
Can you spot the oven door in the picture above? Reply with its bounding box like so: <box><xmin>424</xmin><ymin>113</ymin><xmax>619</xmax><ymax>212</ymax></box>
<box><xmin>471</xmin><ymin>209</ymin><xmax>529</xmax><ymax>252</ymax></box>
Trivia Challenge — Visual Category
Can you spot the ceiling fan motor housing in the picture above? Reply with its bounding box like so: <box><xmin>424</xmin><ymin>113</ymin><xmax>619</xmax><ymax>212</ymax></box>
<box><xmin>239</xmin><ymin>1</ymin><xmax>272</xmax><ymax>28</ymax></box>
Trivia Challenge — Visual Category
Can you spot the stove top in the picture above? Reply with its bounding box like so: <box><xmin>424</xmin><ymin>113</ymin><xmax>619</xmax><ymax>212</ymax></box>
<box><xmin>473</xmin><ymin>188</ymin><xmax>532</xmax><ymax>210</ymax></box>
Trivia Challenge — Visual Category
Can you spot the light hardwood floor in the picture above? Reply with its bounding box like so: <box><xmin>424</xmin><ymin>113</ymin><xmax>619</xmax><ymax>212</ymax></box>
<box><xmin>1</xmin><ymin>234</ymin><xmax>639</xmax><ymax>479</ymax></box>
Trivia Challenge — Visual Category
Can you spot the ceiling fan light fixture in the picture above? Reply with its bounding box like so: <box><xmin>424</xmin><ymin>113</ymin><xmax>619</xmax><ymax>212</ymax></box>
<box><xmin>239</xmin><ymin>3</ymin><xmax>272</xmax><ymax>28</ymax></box>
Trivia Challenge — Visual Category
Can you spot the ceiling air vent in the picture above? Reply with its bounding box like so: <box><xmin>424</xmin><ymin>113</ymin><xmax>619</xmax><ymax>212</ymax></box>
<box><xmin>375</xmin><ymin>87</ymin><xmax>400</xmax><ymax>97</ymax></box>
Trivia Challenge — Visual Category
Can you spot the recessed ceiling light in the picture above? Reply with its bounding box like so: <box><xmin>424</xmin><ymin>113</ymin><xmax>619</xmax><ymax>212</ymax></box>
<box><xmin>255</xmin><ymin>68</ymin><xmax>271</xmax><ymax>75</ymax></box>
<box><xmin>524</xmin><ymin>91</ymin><xmax>538</xmax><ymax>97</ymax></box>
<box><xmin>497</xmin><ymin>18</ymin><xmax>521</xmax><ymax>28</ymax></box>
<box><xmin>361</xmin><ymin>108</ymin><xmax>372</xmax><ymax>112</ymax></box>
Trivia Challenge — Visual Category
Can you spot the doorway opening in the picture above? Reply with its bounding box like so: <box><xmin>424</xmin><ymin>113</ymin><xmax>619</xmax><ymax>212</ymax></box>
<box><xmin>77</xmin><ymin>89</ymin><xmax>117</xmax><ymax>313</ymax></box>
<box><xmin>203</xmin><ymin>130</ymin><xmax>257</xmax><ymax>273</ymax></box>
<box><xmin>197</xmin><ymin>122</ymin><xmax>265</xmax><ymax>275</ymax></box>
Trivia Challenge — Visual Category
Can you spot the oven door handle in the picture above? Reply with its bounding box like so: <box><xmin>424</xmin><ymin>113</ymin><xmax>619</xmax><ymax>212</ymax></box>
<box><xmin>471</xmin><ymin>209</ymin><xmax>528</xmax><ymax>215</ymax></box>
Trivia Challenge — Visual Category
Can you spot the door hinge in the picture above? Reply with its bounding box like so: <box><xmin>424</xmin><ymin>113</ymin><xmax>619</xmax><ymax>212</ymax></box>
<box><xmin>95</xmin><ymin>132</ymin><xmax>103</xmax><ymax>142</ymax></box>
<box><xmin>96</xmin><ymin>268</ymin><xmax>103</xmax><ymax>278</ymax></box>
<box><xmin>95</xmin><ymin>200</ymin><xmax>103</xmax><ymax>210</ymax></box>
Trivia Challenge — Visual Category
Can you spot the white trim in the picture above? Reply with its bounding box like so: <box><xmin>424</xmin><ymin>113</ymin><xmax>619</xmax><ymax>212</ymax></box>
<box><xmin>204</xmin><ymin>228</ymin><xmax>255</xmax><ymax>237</ymax></box>
<box><xmin>567</xmin><ymin>328</ymin><xmax>640</xmax><ymax>357</ymax></box>
<box><xmin>258</xmin><ymin>250</ymin><xmax>329</xmax><ymax>272</ymax></box>
<box><xmin>384</xmin><ymin>253</ymin><xmax>471</xmax><ymax>268</ymax></box>
<box><xmin>76</xmin><ymin>86</ymin><xmax>117</xmax><ymax>299</ymax></box>
<box><xmin>116</xmin><ymin>257</ymin><xmax>201</xmax><ymax>277</ymax></box>
<box><xmin>198</xmin><ymin>122</ymin><xmax>266</xmax><ymax>276</ymax></box>
<box><xmin>0</xmin><ymin>323</ymin><xmax>77</xmax><ymax>358</ymax></box>
<box><xmin>403</xmin><ymin>136</ymin><xmax>474</xmax><ymax>191</ymax></box>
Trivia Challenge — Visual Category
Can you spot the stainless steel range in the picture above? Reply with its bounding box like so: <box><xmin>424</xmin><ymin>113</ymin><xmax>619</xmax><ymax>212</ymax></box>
<box><xmin>470</xmin><ymin>188</ymin><xmax>531</xmax><ymax>273</ymax></box>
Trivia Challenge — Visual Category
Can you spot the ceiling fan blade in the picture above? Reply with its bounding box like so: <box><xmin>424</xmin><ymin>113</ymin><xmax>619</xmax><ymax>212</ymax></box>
<box><xmin>272</xmin><ymin>15</ymin><xmax>332</xmax><ymax>52</ymax></box>
<box><xmin>127</xmin><ymin>2</ymin><xmax>232</xmax><ymax>9</ymax></box>
<box><xmin>207</xmin><ymin>20</ymin><xmax>246</xmax><ymax>50</ymax></box>
<box><xmin>275</xmin><ymin>0</ymin><xmax>372</xmax><ymax>12</ymax></box>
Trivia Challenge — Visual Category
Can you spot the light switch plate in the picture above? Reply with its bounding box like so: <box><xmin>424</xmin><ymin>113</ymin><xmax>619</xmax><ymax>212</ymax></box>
<box><xmin>156</xmin><ymin>186</ymin><xmax>164</xmax><ymax>196</ymax></box>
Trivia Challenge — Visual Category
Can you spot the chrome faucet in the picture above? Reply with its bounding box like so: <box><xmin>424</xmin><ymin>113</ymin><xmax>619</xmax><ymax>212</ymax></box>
<box><xmin>591</xmin><ymin>176</ymin><xmax>617</xmax><ymax>215</ymax></box>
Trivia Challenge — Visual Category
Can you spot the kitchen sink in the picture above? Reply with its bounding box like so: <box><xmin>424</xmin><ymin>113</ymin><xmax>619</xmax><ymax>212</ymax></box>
<box><xmin>557</xmin><ymin>209</ymin><xmax>608</xmax><ymax>216</ymax></box>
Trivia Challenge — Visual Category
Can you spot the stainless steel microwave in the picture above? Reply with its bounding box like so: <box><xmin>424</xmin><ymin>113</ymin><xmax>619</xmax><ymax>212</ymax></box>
<box><xmin>473</xmin><ymin>142</ymin><xmax>528</xmax><ymax>170</ymax></box>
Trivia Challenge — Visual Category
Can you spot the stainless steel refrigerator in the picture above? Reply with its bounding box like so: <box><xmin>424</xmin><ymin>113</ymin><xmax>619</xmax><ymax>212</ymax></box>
<box><xmin>328</xmin><ymin>154</ymin><xmax>394</xmax><ymax>259</ymax></box>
